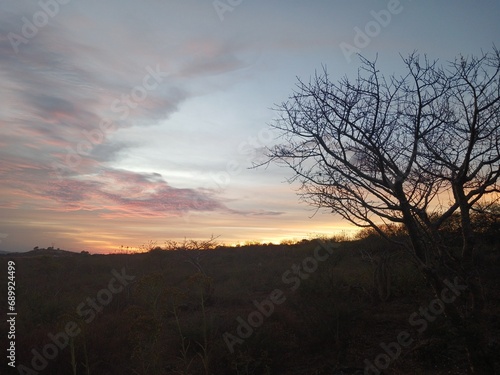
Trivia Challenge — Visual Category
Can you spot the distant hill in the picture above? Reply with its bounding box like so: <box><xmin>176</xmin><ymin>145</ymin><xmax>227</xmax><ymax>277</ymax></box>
<box><xmin>1</xmin><ymin>247</ymin><xmax>80</xmax><ymax>257</ymax></box>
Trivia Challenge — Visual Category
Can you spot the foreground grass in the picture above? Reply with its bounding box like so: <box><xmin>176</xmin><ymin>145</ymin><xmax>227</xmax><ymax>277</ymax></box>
<box><xmin>1</xmin><ymin>239</ymin><xmax>499</xmax><ymax>374</ymax></box>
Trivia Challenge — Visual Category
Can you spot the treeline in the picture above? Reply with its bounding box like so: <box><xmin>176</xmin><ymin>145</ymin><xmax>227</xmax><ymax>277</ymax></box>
<box><xmin>356</xmin><ymin>203</ymin><xmax>500</xmax><ymax>247</ymax></box>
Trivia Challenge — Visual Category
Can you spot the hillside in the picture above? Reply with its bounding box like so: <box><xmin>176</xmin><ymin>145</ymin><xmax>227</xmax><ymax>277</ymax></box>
<box><xmin>0</xmin><ymin>247</ymin><xmax>80</xmax><ymax>257</ymax></box>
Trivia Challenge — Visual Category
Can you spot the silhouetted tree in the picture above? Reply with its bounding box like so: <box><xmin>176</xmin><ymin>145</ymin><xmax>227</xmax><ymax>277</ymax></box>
<box><xmin>472</xmin><ymin>201</ymin><xmax>500</xmax><ymax>245</ymax></box>
<box><xmin>262</xmin><ymin>49</ymin><xmax>500</xmax><ymax>373</ymax></box>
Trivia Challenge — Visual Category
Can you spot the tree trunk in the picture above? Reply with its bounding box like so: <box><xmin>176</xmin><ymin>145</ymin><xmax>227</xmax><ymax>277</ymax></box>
<box><xmin>423</xmin><ymin>267</ymin><xmax>495</xmax><ymax>374</ymax></box>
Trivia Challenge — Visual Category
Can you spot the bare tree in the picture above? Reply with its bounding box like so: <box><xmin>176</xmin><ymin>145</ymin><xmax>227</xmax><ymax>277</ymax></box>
<box><xmin>164</xmin><ymin>235</ymin><xmax>219</xmax><ymax>304</ymax></box>
<box><xmin>261</xmin><ymin>49</ymin><xmax>500</xmax><ymax>373</ymax></box>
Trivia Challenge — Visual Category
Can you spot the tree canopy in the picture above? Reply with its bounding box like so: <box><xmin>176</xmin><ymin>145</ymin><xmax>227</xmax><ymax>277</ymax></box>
<box><xmin>265</xmin><ymin>50</ymin><xmax>499</xmax><ymax>259</ymax></box>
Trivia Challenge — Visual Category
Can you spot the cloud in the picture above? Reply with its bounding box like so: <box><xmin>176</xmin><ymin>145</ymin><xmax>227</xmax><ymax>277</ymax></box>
<box><xmin>0</xmin><ymin>5</ymin><xmax>263</xmax><ymax>223</ymax></box>
<box><xmin>0</xmin><ymin>5</ymin><xmax>255</xmax><ymax>174</ymax></box>
<box><xmin>40</xmin><ymin>168</ymin><xmax>227</xmax><ymax>217</ymax></box>
<box><xmin>0</xmin><ymin>149</ymin><xmax>227</xmax><ymax>217</ymax></box>
<box><xmin>237</xmin><ymin>210</ymin><xmax>285</xmax><ymax>217</ymax></box>
<box><xmin>90</xmin><ymin>141</ymin><xmax>132</xmax><ymax>163</ymax></box>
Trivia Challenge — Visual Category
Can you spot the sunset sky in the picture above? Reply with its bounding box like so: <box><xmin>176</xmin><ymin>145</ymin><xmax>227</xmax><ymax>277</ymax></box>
<box><xmin>1</xmin><ymin>0</ymin><xmax>499</xmax><ymax>253</ymax></box>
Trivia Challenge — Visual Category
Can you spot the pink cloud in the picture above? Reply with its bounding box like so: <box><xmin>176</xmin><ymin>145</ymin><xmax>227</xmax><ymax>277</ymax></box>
<box><xmin>38</xmin><ymin>168</ymin><xmax>226</xmax><ymax>218</ymax></box>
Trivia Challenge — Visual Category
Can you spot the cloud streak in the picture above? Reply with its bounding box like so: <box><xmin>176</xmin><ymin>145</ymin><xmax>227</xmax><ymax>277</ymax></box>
<box><xmin>0</xmin><ymin>2</ymin><xmax>255</xmax><ymax>226</ymax></box>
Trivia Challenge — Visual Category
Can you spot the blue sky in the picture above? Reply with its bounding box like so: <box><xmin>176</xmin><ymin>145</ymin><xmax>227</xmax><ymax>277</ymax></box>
<box><xmin>0</xmin><ymin>0</ymin><xmax>499</xmax><ymax>252</ymax></box>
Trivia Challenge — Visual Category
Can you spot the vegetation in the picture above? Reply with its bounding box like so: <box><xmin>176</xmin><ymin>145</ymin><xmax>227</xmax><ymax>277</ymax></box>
<box><xmin>0</xmin><ymin>215</ymin><xmax>499</xmax><ymax>374</ymax></box>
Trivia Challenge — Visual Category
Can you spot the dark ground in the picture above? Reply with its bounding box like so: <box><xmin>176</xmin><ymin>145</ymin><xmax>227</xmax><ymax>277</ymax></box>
<box><xmin>1</xmin><ymin>238</ymin><xmax>499</xmax><ymax>375</ymax></box>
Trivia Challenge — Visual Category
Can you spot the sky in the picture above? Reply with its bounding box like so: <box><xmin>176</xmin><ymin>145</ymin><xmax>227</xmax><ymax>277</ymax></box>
<box><xmin>0</xmin><ymin>0</ymin><xmax>499</xmax><ymax>253</ymax></box>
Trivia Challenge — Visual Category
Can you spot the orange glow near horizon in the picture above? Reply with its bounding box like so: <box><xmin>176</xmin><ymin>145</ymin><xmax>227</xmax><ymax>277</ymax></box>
<box><xmin>82</xmin><ymin>224</ymin><xmax>362</xmax><ymax>254</ymax></box>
